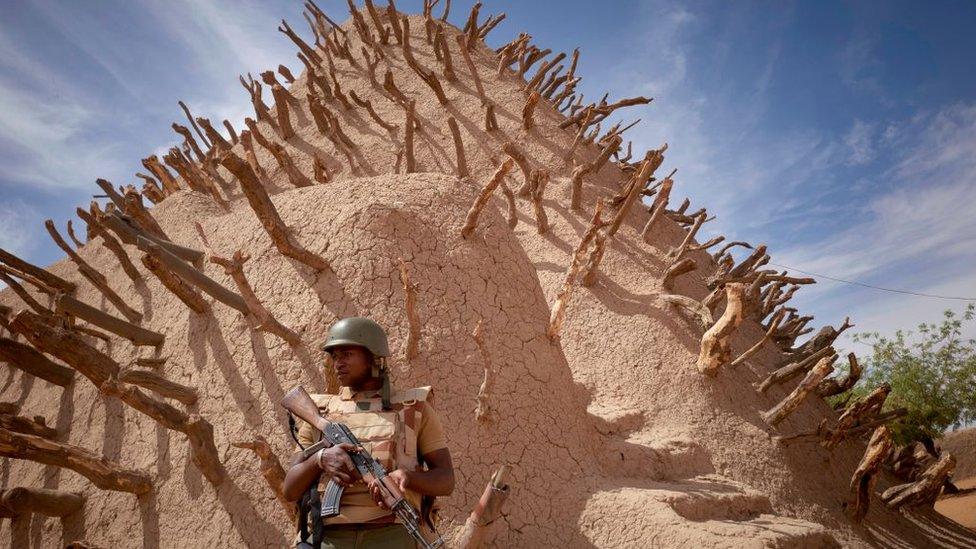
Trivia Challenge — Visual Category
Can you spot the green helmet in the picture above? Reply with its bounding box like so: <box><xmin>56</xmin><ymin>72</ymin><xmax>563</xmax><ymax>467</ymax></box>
<box><xmin>321</xmin><ymin>317</ymin><xmax>390</xmax><ymax>357</ymax></box>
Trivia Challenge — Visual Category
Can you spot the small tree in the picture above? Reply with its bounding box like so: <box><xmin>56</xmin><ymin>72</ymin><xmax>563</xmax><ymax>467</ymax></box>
<box><xmin>840</xmin><ymin>304</ymin><xmax>976</xmax><ymax>446</ymax></box>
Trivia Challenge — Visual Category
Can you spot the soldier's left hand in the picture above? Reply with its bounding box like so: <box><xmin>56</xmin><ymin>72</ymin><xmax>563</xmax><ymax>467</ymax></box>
<box><xmin>369</xmin><ymin>469</ymin><xmax>411</xmax><ymax>510</ymax></box>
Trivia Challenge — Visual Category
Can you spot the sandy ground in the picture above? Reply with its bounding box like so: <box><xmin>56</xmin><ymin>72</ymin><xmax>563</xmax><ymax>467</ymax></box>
<box><xmin>1</xmin><ymin>4</ymin><xmax>975</xmax><ymax>548</ymax></box>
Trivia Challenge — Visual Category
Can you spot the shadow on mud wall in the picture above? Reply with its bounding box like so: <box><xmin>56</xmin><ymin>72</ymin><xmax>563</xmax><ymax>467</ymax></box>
<box><xmin>139</xmin><ymin>489</ymin><xmax>161</xmax><ymax>549</ymax></box>
<box><xmin>216</xmin><ymin>475</ymin><xmax>288</xmax><ymax>547</ymax></box>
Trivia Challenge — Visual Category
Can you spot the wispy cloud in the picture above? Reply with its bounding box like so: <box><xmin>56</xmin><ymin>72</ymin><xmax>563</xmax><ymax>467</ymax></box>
<box><xmin>0</xmin><ymin>198</ymin><xmax>40</xmax><ymax>257</ymax></box>
<box><xmin>844</xmin><ymin>119</ymin><xmax>876</xmax><ymax>165</ymax></box>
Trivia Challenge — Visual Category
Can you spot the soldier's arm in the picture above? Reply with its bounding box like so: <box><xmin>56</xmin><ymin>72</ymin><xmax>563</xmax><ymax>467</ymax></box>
<box><xmin>283</xmin><ymin>444</ymin><xmax>360</xmax><ymax>502</ymax></box>
<box><xmin>404</xmin><ymin>447</ymin><xmax>455</xmax><ymax>496</ymax></box>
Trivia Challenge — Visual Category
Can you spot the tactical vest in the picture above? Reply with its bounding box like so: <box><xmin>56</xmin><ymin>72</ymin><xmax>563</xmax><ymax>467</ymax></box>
<box><xmin>307</xmin><ymin>386</ymin><xmax>435</xmax><ymax>524</ymax></box>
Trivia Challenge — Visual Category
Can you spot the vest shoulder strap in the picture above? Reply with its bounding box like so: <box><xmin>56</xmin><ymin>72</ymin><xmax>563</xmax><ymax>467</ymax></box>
<box><xmin>391</xmin><ymin>386</ymin><xmax>433</xmax><ymax>405</ymax></box>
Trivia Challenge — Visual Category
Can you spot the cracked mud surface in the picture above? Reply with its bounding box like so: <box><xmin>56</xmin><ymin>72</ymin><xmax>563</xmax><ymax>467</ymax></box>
<box><xmin>2</xmin><ymin>10</ymin><xmax>974</xmax><ymax>549</ymax></box>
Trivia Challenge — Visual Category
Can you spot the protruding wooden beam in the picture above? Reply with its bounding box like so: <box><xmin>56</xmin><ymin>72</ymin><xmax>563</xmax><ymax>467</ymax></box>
<box><xmin>461</xmin><ymin>159</ymin><xmax>514</xmax><ymax>239</ymax></box>
<box><xmin>99</xmin><ymin>377</ymin><xmax>226</xmax><ymax>485</ymax></box>
<box><xmin>75</xmin><ymin>208</ymin><xmax>141</xmax><ymax>283</ymax></box>
<box><xmin>522</xmin><ymin>90</ymin><xmax>540</xmax><ymax>130</ymax></box>
<box><xmin>45</xmin><ymin>220</ymin><xmax>142</xmax><ymax>324</ymax></box>
<box><xmin>762</xmin><ymin>354</ymin><xmax>835</xmax><ymax>426</ymax></box>
<box><xmin>194</xmin><ymin>224</ymin><xmax>301</xmax><ymax>345</ymax></box>
<box><xmin>118</xmin><ymin>366</ymin><xmax>197</xmax><ymax>406</ymax></box>
<box><xmin>817</xmin><ymin>352</ymin><xmax>862</xmax><ymax>398</ymax></box>
<box><xmin>242</xmin><ymin>121</ymin><xmax>313</xmax><ymax>189</ymax></box>
<box><xmin>759</xmin><ymin>346</ymin><xmax>835</xmax><ymax>393</ymax></box>
<box><xmin>0</xmin><ymin>248</ymin><xmax>75</xmax><ymax>294</ymax></box>
<box><xmin>0</xmin><ymin>336</ymin><xmax>75</xmax><ymax>387</ymax></box>
<box><xmin>528</xmin><ymin>169</ymin><xmax>550</xmax><ymax>234</ymax></box>
<box><xmin>9</xmin><ymin>310</ymin><xmax>118</xmax><ymax>386</ymax></box>
<box><xmin>55</xmin><ymin>294</ymin><xmax>163</xmax><ymax>347</ymax></box>
<box><xmin>446</xmin><ymin>117</ymin><xmax>468</xmax><ymax>178</ymax></box>
<box><xmin>121</xmin><ymin>188</ymin><xmax>168</xmax><ymax>240</ymax></box>
<box><xmin>0</xmin><ymin>412</ymin><xmax>58</xmax><ymax>439</ymax></box>
<box><xmin>697</xmin><ymin>283</ymin><xmax>747</xmax><ymax>377</ymax></box>
<box><xmin>404</xmin><ymin>100</ymin><xmax>417</xmax><ymax>173</ymax></box>
<box><xmin>662</xmin><ymin>258</ymin><xmax>696</xmax><ymax>290</ymax></box>
<box><xmin>0</xmin><ymin>427</ymin><xmax>151</xmax><ymax>494</ymax></box>
<box><xmin>136</xmin><ymin>236</ymin><xmax>247</xmax><ymax>314</ymax></box>
<box><xmin>0</xmin><ymin>486</ymin><xmax>84</xmax><ymax>518</ymax></box>
<box><xmin>350</xmin><ymin>90</ymin><xmax>397</xmax><ymax>133</ymax></box>
<box><xmin>471</xmin><ymin>320</ymin><xmax>493</xmax><ymax>422</ymax></box>
<box><xmin>548</xmin><ymin>200</ymin><xmax>606</xmax><ymax>342</ymax></box>
<box><xmin>848</xmin><ymin>425</ymin><xmax>892</xmax><ymax>523</ymax></box>
<box><xmin>454</xmin><ymin>466</ymin><xmax>510</xmax><ymax>548</ymax></box>
<box><xmin>218</xmin><ymin>149</ymin><xmax>329</xmax><ymax>272</ymax></box>
<box><xmin>456</xmin><ymin>34</ymin><xmax>486</xmax><ymax>105</ymax></box>
<box><xmin>881</xmin><ymin>452</ymin><xmax>955</xmax><ymax>509</ymax></box>
<box><xmin>400</xmin><ymin>16</ymin><xmax>449</xmax><ymax>105</ymax></box>
<box><xmin>232</xmin><ymin>436</ymin><xmax>295</xmax><ymax>522</ymax></box>
<box><xmin>99</xmin><ymin>210</ymin><xmax>203</xmax><ymax>264</ymax></box>
<box><xmin>397</xmin><ymin>258</ymin><xmax>421</xmax><ymax>360</ymax></box>
<box><xmin>0</xmin><ymin>269</ymin><xmax>48</xmax><ymax>315</ymax></box>
<box><xmin>140</xmin><ymin>253</ymin><xmax>210</xmax><ymax>314</ymax></box>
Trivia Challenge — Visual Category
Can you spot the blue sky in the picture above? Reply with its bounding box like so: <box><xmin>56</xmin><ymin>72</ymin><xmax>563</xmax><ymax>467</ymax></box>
<box><xmin>1</xmin><ymin>0</ymin><xmax>974</xmax><ymax>348</ymax></box>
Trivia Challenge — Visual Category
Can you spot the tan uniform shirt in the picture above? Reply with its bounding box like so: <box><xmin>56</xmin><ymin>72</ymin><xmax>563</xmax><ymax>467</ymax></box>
<box><xmin>295</xmin><ymin>387</ymin><xmax>447</xmax><ymax>524</ymax></box>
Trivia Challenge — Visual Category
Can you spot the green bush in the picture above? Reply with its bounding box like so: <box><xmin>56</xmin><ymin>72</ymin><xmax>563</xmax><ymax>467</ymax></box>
<box><xmin>835</xmin><ymin>303</ymin><xmax>976</xmax><ymax>445</ymax></box>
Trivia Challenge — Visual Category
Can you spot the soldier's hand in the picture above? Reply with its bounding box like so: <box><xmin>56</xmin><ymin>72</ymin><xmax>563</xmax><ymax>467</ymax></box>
<box><xmin>315</xmin><ymin>443</ymin><xmax>361</xmax><ymax>487</ymax></box>
<box><xmin>369</xmin><ymin>469</ymin><xmax>411</xmax><ymax>510</ymax></box>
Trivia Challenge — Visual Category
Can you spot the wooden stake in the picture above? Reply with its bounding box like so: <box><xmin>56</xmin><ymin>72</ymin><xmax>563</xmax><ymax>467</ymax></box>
<box><xmin>456</xmin><ymin>34</ymin><xmax>486</xmax><ymax>104</ymax></box>
<box><xmin>0</xmin><ymin>336</ymin><xmax>74</xmax><ymax>387</ymax></box>
<box><xmin>548</xmin><ymin>201</ymin><xmax>606</xmax><ymax>342</ymax></box>
<box><xmin>44</xmin><ymin>220</ymin><xmax>142</xmax><ymax>324</ymax></box>
<box><xmin>137</xmin><ymin>236</ymin><xmax>246</xmax><ymax>313</ymax></box>
<box><xmin>0</xmin><ymin>248</ymin><xmax>75</xmax><ymax>294</ymax></box>
<box><xmin>400</xmin><ymin>16</ymin><xmax>449</xmax><ymax>104</ymax></box>
<box><xmin>404</xmin><ymin>100</ymin><xmax>417</xmax><ymax>173</ymax></box>
<box><xmin>0</xmin><ymin>487</ymin><xmax>83</xmax><ymax>518</ymax></box>
<box><xmin>219</xmin><ymin>150</ymin><xmax>329</xmax><ymax>272</ymax></box>
<box><xmin>696</xmin><ymin>283</ymin><xmax>747</xmax><ymax>377</ymax></box>
<box><xmin>662</xmin><ymin>258</ymin><xmax>696</xmax><ymax>290</ymax></box>
<box><xmin>0</xmin><ymin>427</ymin><xmax>151</xmax><ymax>494</ymax></box>
<box><xmin>848</xmin><ymin>425</ymin><xmax>892</xmax><ymax>523</ymax></box>
<box><xmin>762</xmin><ymin>354</ymin><xmax>835</xmax><ymax>426</ymax></box>
<box><xmin>461</xmin><ymin>159</ymin><xmax>514</xmax><ymax>239</ymax></box>
<box><xmin>881</xmin><ymin>452</ymin><xmax>955</xmax><ymax>509</ymax></box>
<box><xmin>140</xmin><ymin>254</ymin><xmax>210</xmax><ymax>314</ymax></box>
<box><xmin>501</xmin><ymin>142</ymin><xmax>532</xmax><ymax>196</ymax></box>
<box><xmin>0</xmin><ymin>413</ymin><xmax>58</xmax><ymax>439</ymax></box>
<box><xmin>55</xmin><ymin>294</ymin><xmax>163</xmax><ymax>347</ymax></box>
<box><xmin>447</xmin><ymin>117</ymin><xmax>468</xmax><ymax>178</ymax></box>
<box><xmin>522</xmin><ymin>91</ymin><xmax>540</xmax><ymax>130</ymax></box>
<box><xmin>454</xmin><ymin>466</ymin><xmax>510</xmax><ymax>548</ymax></box>
<box><xmin>194</xmin><ymin>224</ymin><xmax>301</xmax><ymax>345</ymax></box>
<box><xmin>118</xmin><ymin>366</ymin><xmax>198</xmax><ymax>406</ymax></box>
<box><xmin>0</xmin><ymin>269</ymin><xmax>49</xmax><ymax>315</ymax></box>
<box><xmin>397</xmin><ymin>258</ymin><xmax>421</xmax><ymax>360</ymax></box>
<box><xmin>471</xmin><ymin>320</ymin><xmax>492</xmax><ymax>421</ymax></box>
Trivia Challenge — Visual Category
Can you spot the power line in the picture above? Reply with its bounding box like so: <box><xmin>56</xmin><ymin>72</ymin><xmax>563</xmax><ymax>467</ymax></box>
<box><xmin>766</xmin><ymin>262</ymin><xmax>976</xmax><ymax>301</ymax></box>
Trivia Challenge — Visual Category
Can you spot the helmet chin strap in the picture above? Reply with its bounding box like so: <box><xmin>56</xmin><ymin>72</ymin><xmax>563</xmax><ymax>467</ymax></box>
<box><xmin>375</xmin><ymin>357</ymin><xmax>392</xmax><ymax>411</ymax></box>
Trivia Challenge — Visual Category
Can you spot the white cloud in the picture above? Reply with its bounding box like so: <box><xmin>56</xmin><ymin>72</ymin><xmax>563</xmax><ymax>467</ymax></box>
<box><xmin>0</xmin><ymin>199</ymin><xmax>40</xmax><ymax>256</ymax></box>
<box><xmin>844</xmin><ymin>119</ymin><xmax>875</xmax><ymax>165</ymax></box>
<box><xmin>0</xmin><ymin>78</ymin><xmax>126</xmax><ymax>189</ymax></box>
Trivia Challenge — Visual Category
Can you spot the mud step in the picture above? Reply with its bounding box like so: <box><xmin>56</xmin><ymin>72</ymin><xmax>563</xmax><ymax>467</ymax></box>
<box><xmin>579</xmin><ymin>478</ymin><xmax>839</xmax><ymax>548</ymax></box>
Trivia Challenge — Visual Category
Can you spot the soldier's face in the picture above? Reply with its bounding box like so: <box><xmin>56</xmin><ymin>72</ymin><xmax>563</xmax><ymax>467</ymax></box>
<box><xmin>329</xmin><ymin>345</ymin><xmax>372</xmax><ymax>387</ymax></box>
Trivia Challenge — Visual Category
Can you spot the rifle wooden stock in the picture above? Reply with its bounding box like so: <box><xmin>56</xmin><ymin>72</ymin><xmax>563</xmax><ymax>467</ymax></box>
<box><xmin>281</xmin><ymin>386</ymin><xmax>330</xmax><ymax>433</ymax></box>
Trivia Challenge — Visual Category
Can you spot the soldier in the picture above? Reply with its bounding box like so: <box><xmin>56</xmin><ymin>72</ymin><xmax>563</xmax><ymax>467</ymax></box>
<box><xmin>283</xmin><ymin>317</ymin><xmax>455</xmax><ymax>548</ymax></box>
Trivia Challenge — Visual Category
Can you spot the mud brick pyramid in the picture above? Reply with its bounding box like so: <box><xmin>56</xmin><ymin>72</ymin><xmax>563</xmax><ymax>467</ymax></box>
<box><xmin>1</xmin><ymin>2</ymin><xmax>974</xmax><ymax>547</ymax></box>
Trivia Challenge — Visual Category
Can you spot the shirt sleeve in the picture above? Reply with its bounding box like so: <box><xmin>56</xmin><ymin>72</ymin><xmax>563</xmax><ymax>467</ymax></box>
<box><xmin>295</xmin><ymin>418</ymin><xmax>319</xmax><ymax>454</ymax></box>
<box><xmin>416</xmin><ymin>401</ymin><xmax>448</xmax><ymax>456</ymax></box>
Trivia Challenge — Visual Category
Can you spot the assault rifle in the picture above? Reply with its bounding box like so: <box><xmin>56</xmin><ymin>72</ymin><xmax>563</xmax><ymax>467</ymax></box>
<box><xmin>281</xmin><ymin>386</ymin><xmax>443</xmax><ymax>549</ymax></box>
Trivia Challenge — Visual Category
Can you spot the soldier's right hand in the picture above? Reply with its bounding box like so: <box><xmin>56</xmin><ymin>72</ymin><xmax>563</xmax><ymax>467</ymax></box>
<box><xmin>315</xmin><ymin>443</ymin><xmax>362</xmax><ymax>487</ymax></box>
